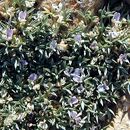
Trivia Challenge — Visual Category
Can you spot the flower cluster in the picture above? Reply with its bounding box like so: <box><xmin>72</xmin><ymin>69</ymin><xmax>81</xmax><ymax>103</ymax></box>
<box><xmin>64</xmin><ymin>67</ymin><xmax>85</xmax><ymax>83</ymax></box>
<box><xmin>0</xmin><ymin>1</ymin><xmax>130</xmax><ymax>130</ymax></box>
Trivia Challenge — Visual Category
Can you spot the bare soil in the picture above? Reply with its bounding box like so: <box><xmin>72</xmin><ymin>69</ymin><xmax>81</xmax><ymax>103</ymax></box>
<box><xmin>106</xmin><ymin>108</ymin><xmax>130</xmax><ymax>130</ymax></box>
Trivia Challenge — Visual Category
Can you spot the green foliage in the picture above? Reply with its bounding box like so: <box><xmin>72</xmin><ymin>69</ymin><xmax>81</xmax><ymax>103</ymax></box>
<box><xmin>0</xmin><ymin>1</ymin><xmax>130</xmax><ymax>130</ymax></box>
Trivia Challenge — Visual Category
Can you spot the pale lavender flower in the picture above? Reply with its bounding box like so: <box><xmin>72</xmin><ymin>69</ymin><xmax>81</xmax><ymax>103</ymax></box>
<box><xmin>97</xmin><ymin>84</ymin><xmax>105</xmax><ymax>92</ymax></box>
<box><xmin>90</xmin><ymin>40</ymin><xmax>98</xmax><ymax>50</ymax></box>
<box><xmin>50</xmin><ymin>40</ymin><xmax>57</xmax><ymax>51</ymax></box>
<box><xmin>118</xmin><ymin>54</ymin><xmax>129</xmax><ymax>64</ymax></box>
<box><xmin>112</xmin><ymin>12</ymin><xmax>121</xmax><ymax>28</ymax></box>
<box><xmin>18</xmin><ymin>11</ymin><xmax>27</xmax><ymax>22</ymax></box>
<box><xmin>71</xmin><ymin>68</ymin><xmax>84</xmax><ymax>83</ymax></box>
<box><xmin>97</xmin><ymin>84</ymin><xmax>109</xmax><ymax>93</ymax></box>
<box><xmin>74</xmin><ymin>34</ymin><xmax>82</xmax><ymax>43</ymax></box>
<box><xmin>20</xmin><ymin>60</ymin><xmax>28</xmax><ymax>66</ymax></box>
<box><xmin>19</xmin><ymin>60</ymin><xmax>28</xmax><ymax>69</ymax></box>
<box><xmin>68</xmin><ymin>111</ymin><xmax>78</xmax><ymax>119</ymax></box>
<box><xmin>6</xmin><ymin>29</ymin><xmax>13</xmax><ymax>41</ymax></box>
<box><xmin>28</xmin><ymin>73</ymin><xmax>38</xmax><ymax>81</ymax></box>
<box><xmin>77</xmin><ymin>85</ymin><xmax>85</xmax><ymax>94</ymax></box>
<box><xmin>75</xmin><ymin>117</ymin><xmax>81</xmax><ymax>124</ymax></box>
<box><xmin>104</xmin><ymin>84</ymin><xmax>109</xmax><ymax>90</ymax></box>
<box><xmin>72</xmin><ymin>75</ymin><xmax>83</xmax><ymax>83</ymax></box>
<box><xmin>113</xmin><ymin>12</ymin><xmax>121</xmax><ymax>21</ymax></box>
<box><xmin>68</xmin><ymin>111</ymin><xmax>82</xmax><ymax>125</ymax></box>
<box><xmin>69</xmin><ymin>96</ymin><xmax>78</xmax><ymax>105</ymax></box>
<box><xmin>71</xmin><ymin>68</ymin><xmax>81</xmax><ymax>77</ymax></box>
<box><xmin>108</xmin><ymin>31</ymin><xmax>119</xmax><ymax>39</ymax></box>
<box><xmin>64</xmin><ymin>67</ymin><xmax>85</xmax><ymax>83</ymax></box>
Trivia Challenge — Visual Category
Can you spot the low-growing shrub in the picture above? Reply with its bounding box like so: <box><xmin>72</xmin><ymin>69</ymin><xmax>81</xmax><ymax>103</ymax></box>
<box><xmin>0</xmin><ymin>0</ymin><xmax>130</xmax><ymax>130</ymax></box>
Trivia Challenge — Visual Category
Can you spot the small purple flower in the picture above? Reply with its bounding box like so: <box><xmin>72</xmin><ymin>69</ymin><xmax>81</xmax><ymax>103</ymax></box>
<box><xmin>74</xmin><ymin>34</ymin><xmax>82</xmax><ymax>43</ymax></box>
<box><xmin>64</xmin><ymin>67</ymin><xmax>85</xmax><ymax>83</ymax></box>
<box><xmin>97</xmin><ymin>84</ymin><xmax>109</xmax><ymax>93</ymax></box>
<box><xmin>118</xmin><ymin>54</ymin><xmax>129</xmax><ymax>64</ymax></box>
<box><xmin>20</xmin><ymin>60</ymin><xmax>28</xmax><ymax>66</ymax></box>
<box><xmin>6</xmin><ymin>28</ymin><xmax>13</xmax><ymax>41</ymax></box>
<box><xmin>97</xmin><ymin>85</ymin><xmax>105</xmax><ymax>92</ymax></box>
<box><xmin>68</xmin><ymin>111</ymin><xmax>78</xmax><ymax>119</ymax></box>
<box><xmin>113</xmin><ymin>12</ymin><xmax>120</xmax><ymax>21</ymax></box>
<box><xmin>72</xmin><ymin>75</ymin><xmax>83</xmax><ymax>83</ymax></box>
<box><xmin>69</xmin><ymin>96</ymin><xmax>78</xmax><ymax>105</ymax></box>
<box><xmin>71</xmin><ymin>68</ymin><xmax>84</xmax><ymax>83</ymax></box>
<box><xmin>28</xmin><ymin>73</ymin><xmax>38</xmax><ymax>81</ymax></box>
<box><xmin>50</xmin><ymin>40</ymin><xmax>57</xmax><ymax>51</ymax></box>
<box><xmin>18</xmin><ymin>11</ymin><xmax>27</xmax><ymax>22</ymax></box>
<box><xmin>71</xmin><ymin>68</ymin><xmax>81</xmax><ymax>77</ymax></box>
<box><xmin>77</xmin><ymin>85</ymin><xmax>85</xmax><ymax>94</ymax></box>
<box><xmin>68</xmin><ymin>111</ymin><xmax>82</xmax><ymax>125</ymax></box>
<box><xmin>90</xmin><ymin>40</ymin><xmax>98</xmax><ymax>50</ymax></box>
<box><xmin>75</xmin><ymin>116</ymin><xmax>81</xmax><ymax>124</ymax></box>
<box><xmin>108</xmin><ymin>31</ymin><xmax>119</xmax><ymax>39</ymax></box>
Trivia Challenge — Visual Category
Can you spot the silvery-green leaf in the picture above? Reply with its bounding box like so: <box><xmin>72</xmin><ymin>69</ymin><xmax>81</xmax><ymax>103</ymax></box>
<box><xmin>14</xmin><ymin>60</ymin><xmax>18</xmax><ymax>69</ymax></box>
<box><xmin>100</xmin><ymin>99</ymin><xmax>103</xmax><ymax>106</ymax></box>
<box><xmin>4</xmin><ymin>114</ymin><xmax>18</xmax><ymax>126</ymax></box>
<box><xmin>81</xmin><ymin>101</ymin><xmax>85</xmax><ymax>110</ymax></box>
<box><xmin>128</xmin><ymin>83</ymin><xmax>130</xmax><ymax>94</ymax></box>
<box><xmin>108</xmin><ymin>108</ymin><xmax>115</xmax><ymax>116</ymax></box>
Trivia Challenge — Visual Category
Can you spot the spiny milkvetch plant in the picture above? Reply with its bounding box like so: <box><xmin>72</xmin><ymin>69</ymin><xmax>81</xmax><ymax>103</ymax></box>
<box><xmin>0</xmin><ymin>0</ymin><xmax>130</xmax><ymax>130</ymax></box>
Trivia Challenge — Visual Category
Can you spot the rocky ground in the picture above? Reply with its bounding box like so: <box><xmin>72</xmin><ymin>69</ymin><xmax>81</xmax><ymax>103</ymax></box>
<box><xmin>106</xmin><ymin>104</ymin><xmax>130</xmax><ymax>130</ymax></box>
